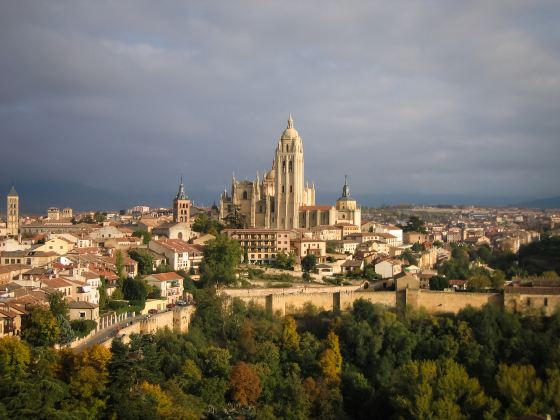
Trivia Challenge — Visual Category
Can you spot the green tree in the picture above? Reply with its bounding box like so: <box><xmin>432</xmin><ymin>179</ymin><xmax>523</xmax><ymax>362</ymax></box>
<box><xmin>200</xmin><ymin>235</ymin><xmax>241</xmax><ymax>286</ymax></box>
<box><xmin>48</xmin><ymin>292</ymin><xmax>69</xmax><ymax>318</ymax></box>
<box><xmin>115</xmin><ymin>250</ymin><xmax>126</xmax><ymax>280</ymax></box>
<box><xmin>401</xmin><ymin>249</ymin><xmax>418</xmax><ymax>266</ymax></box>
<box><xmin>467</xmin><ymin>274</ymin><xmax>491</xmax><ymax>291</ymax></box>
<box><xmin>495</xmin><ymin>363</ymin><xmax>544</xmax><ymax>417</ymax></box>
<box><xmin>122</xmin><ymin>277</ymin><xmax>147</xmax><ymax>302</ymax></box>
<box><xmin>429</xmin><ymin>275</ymin><xmax>449</xmax><ymax>291</ymax></box>
<box><xmin>223</xmin><ymin>204</ymin><xmax>247</xmax><ymax>229</ymax></box>
<box><xmin>93</xmin><ymin>212</ymin><xmax>107</xmax><ymax>223</ymax></box>
<box><xmin>22</xmin><ymin>307</ymin><xmax>60</xmax><ymax>347</ymax></box>
<box><xmin>301</xmin><ymin>254</ymin><xmax>317</xmax><ymax>273</ymax></box>
<box><xmin>401</xmin><ymin>215</ymin><xmax>427</xmax><ymax>233</ymax></box>
<box><xmin>132</xmin><ymin>229</ymin><xmax>152</xmax><ymax>245</ymax></box>
<box><xmin>193</xmin><ymin>213</ymin><xmax>223</xmax><ymax>235</ymax></box>
<box><xmin>274</xmin><ymin>252</ymin><xmax>296</xmax><ymax>270</ymax></box>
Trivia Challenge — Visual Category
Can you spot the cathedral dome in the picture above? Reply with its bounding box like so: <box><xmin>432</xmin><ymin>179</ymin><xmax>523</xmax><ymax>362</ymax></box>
<box><xmin>280</xmin><ymin>114</ymin><xmax>301</xmax><ymax>141</ymax></box>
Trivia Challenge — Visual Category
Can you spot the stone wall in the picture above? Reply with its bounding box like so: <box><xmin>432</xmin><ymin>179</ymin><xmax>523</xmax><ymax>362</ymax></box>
<box><xmin>222</xmin><ymin>286</ymin><xmax>506</xmax><ymax>316</ymax></box>
<box><xmin>408</xmin><ymin>289</ymin><xmax>503</xmax><ymax>314</ymax></box>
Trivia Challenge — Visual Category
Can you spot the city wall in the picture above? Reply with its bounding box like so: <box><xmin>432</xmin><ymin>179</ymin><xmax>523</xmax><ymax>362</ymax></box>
<box><xmin>221</xmin><ymin>287</ymin><xmax>504</xmax><ymax>316</ymax></box>
<box><xmin>68</xmin><ymin>306</ymin><xmax>195</xmax><ymax>350</ymax></box>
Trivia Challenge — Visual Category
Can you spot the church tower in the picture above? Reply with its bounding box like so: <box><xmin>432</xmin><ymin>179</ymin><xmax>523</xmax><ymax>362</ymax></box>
<box><xmin>335</xmin><ymin>175</ymin><xmax>361</xmax><ymax>226</ymax></box>
<box><xmin>6</xmin><ymin>184</ymin><xmax>19</xmax><ymax>236</ymax></box>
<box><xmin>273</xmin><ymin>115</ymin><xmax>313</xmax><ymax>229</ymax></box>
<box><xmin>173</xmin><ymin>176</ymin><xmax>191</xmax><ymax>225</ymax></box>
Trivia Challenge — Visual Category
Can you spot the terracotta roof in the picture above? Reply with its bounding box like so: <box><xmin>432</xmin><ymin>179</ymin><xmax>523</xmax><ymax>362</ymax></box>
<box><xmin>40</xmin><ymin>277</ymin><xmax>74</xmax><ymax>289</ymax></box>
<box><xmin>146</xmin><ymin>272</ymin><xmax>183</xmax><ymax>282</ymax></box>
<box><xmin>68</xmin><ymin>301</ymin><xmax>98</xmax><ymax>309</ymax></box>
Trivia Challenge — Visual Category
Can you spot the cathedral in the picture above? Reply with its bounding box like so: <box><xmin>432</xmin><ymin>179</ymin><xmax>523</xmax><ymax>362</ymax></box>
<box><xmin>220</xmin><ymin>116</ymin><xmax>360</xmax><ymax>229</ymax></box>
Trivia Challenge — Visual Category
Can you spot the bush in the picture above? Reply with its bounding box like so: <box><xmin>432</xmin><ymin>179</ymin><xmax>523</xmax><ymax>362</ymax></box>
<box><xmin>70</xmin><ymin>319</ymin><xmax>97</xmax><ymax>338</ymax></box>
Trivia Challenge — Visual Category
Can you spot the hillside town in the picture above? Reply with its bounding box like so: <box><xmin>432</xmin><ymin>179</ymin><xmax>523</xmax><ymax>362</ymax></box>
<box><xmin>1</xmin><ymin>119</ymin><xmax>559</xmax><ymax>344</ymax></box>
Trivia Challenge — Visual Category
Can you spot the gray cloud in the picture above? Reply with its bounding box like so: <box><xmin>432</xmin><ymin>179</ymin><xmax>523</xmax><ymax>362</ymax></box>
<box><xmin>1</xmin><ymin>0</ymin><xmax>559</xmax><ymax>208</ymax></box>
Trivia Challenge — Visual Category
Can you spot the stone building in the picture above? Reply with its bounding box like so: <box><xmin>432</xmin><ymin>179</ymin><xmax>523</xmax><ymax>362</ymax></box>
<box><xmin>6</xmin><ymin>185</ymin><xmax>19</xmax><ymax>237</ymax></box>
<box><xmin>220</xmin><ymin>116</ymin><xmax>361</xmax><ymax>229</ymax></box>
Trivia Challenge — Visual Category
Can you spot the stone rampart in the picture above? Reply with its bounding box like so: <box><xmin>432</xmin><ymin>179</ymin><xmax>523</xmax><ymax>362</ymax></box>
<box><xmin>222</xmin><ymin>286</ymin><xmax>508</xmax><ymax>316</ymax></box>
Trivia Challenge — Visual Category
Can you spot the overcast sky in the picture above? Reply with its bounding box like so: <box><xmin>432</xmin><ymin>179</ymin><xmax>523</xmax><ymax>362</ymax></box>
<box><xmin>1</xmin><ymin>1</ymin><xmax>559</xmax><ymax>208</ymax></box>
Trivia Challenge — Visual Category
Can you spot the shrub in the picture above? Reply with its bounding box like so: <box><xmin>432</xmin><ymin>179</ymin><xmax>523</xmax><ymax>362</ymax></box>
<box><xmin>70</xmin><ymin>319</ymin><xmax>97</xmax><ymax>338</ymax></box>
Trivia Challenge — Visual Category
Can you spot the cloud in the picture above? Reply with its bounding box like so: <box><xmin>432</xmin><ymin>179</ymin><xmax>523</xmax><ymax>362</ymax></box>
<box><xmin>0</xmin><ymin>0</ymin><xmax>559</xmax><ymax>207</ymax></box>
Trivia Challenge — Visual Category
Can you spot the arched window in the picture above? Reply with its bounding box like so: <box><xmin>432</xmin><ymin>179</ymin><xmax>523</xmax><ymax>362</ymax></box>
<box><xmin>282</xmin><ymin>186</ymin><xmax>285</xmax><ymax>193</ymax></box>
<box><xmin>282</xmin><ymin>160</ymin><xmax>286</xmax><ymax>172</ymax></box>
<box><xmin>243</xmin><ymin>191</ymin><xmax>248</xmax><ymax>200</ymax></box>
<box><xmin>289</xmin><ymin>161</ymin><xmax>293</xmax><ymax>172</ymax></box>
<box><xmin>290</xmin><ymin>185</ymin><xmax>293</xmax><ymax>193</ymax></box>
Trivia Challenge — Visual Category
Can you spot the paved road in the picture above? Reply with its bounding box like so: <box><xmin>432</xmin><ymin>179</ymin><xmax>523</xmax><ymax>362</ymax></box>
<box><xmin>73</xmin><ymin>313</ymin><xmax>146</xmax><ymax>352</ymax></box>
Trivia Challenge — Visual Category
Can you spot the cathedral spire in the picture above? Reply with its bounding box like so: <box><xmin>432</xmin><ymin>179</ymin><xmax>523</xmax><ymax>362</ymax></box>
<box><xmin>342</xmin><ymin>175</ymin><xmax>350</xmax><ymax>198</ymax></box>
<box><xmin>287</xmin><ymin>114</ymin><xmax>294</xmax><ymax>129</ymax></box>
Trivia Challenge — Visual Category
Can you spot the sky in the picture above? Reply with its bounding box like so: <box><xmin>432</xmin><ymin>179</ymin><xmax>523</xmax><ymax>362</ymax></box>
<box><xmin>1</xmin><ymin>1</ymin><xmax>559</xmax><ymax>211</ymax></box>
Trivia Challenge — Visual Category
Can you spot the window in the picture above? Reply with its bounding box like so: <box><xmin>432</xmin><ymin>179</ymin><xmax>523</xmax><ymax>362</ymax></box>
<box><xmin>544</xmin><ymin>298</ymin><xmax>548</xmax><ymax>307</ymax></box>
<box><xmin>290</xmin><ymin>185</ymin><xmax>293</xmax><ymax>193</ymax></box>
<box><xmin>243</xmin><ymin>191</ymin><xmax>248</xmax><ymax>200</ymax></box>
<box><xmin>282</xmin><ymin>186</ymin><xmax>285</xmax><ymax>193</ymax></box>
<box><xmin>289</xmin><ymin>161</ymin><xmax>293</xmax><ymax>172</ymax></box>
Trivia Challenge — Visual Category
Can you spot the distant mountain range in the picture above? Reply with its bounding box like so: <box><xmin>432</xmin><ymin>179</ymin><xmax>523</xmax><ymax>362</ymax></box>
<box><xmin>513</xmin><ymin>196</ymin><xmax>560</xmax><ymax>209</ymax></box>
<box><xmin>2</xmin><ymin>180</ymin><xmax>559</xmax><ymax>214</ymax></box>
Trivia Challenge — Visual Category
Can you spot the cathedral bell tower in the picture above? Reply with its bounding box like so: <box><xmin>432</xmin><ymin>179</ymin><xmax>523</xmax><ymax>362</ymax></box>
<box><xmin>173</xmin><ymin>176</ymin><xmax>191</xmax><ymax>225</ymax></box>
<box><xmin>274</xmin><ymin>115</ymin><xmax>305</xmax><ymax>229</ymax></box>
<box><xmin>6</xmin><ymin>184</ymin><xmax>19</xmax><ymax>237</ymax></box>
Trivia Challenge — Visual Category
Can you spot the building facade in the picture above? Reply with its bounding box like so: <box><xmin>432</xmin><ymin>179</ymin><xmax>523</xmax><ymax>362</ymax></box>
<box><xmin>223</xmin><ymin>228</ymin><xmax>291</xmax><ymax>265</ymax></box>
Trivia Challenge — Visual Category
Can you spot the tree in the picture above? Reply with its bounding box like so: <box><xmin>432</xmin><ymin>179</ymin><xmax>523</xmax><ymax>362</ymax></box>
<box><xmin>70</xmin><ymin>320</ymin><xmax>98</xmax><ymax>338</ymax></box>
<box><xmin>200</xmin><ymin>235</ymin><xmax>241</xmax><ymax>286</ymax></box>
<box><xmin>93</xmin><ymin>212</ymin><xmax>107</xmax><ymax>223</ymax></box>
<box><xmin>411</xmin><ymin>242</ymin><xmax>423</xmax><ymax>253</ymax></box>
<box><xmin>22</xmin><ymin>307</ymin><xmax>60</xmax><ymax>347</ymax></box>
<box><xmin>223</xmin><ymin>204</ymin><xmax>247</xmax><ymax>229</ymax></box>
<box><xmin>122</xmin><ymin>277</ymin><xmax>147</xmax><ymax>302</ymax></box>
<box><xmin>495</xmin><ymin>363</ymin><xmax>544</xmax><ymax>417</ymax></box>
<box><xmin>229</xmin><ymin>362</ymin><xmax>262</xmax><ymax>406</ymax></box>
<box><xmin>129</xmin><ymin>248</ymin><xmax>154</xmax><ymax>276</ymax></box>
<box><xmin>467</xmin><ymin>274</ymin><xmax>491</xmax><ymax>291</ymax></box>
<box><xmin>48</xmin><ymin>292</ymin><xmax>69</xmax><ymax>318</ymax></box>
<box><xmin>401</xmin><ymin>249</ymin><xmax>418</xmax><ymax>266</ymax></box>
<box><xmin>429</xmin><ymin>275</ymin><xmax>449</xmax><ymax>291</ymax></box>
<box><xmin>132</xmin><ymin>229</ymin><xmax>152</xmax><ymax>245</ymax></box>
<box><xmin>301</xmin><ymin>254</ymin><xmax>317</xmax><ymax>273</ymax></box>
<box><xmin>319</xmin><ymin>331</ymin><xmax>343</xmax><ymax>384</ymax></box>
<box><xmin>115</xmin><ymin>250</ymin><xmax>126</xmax><ymax>280</ymax></box>
<box><xmin>193</xmin><ymin>213</ymin><xmax>223</xmax><ymax>235</ymax></box>
<box><xmin>274</xmin><ymin>252</ymin><xmax>296</xmax><ymax>270</ymax></box>
<box><xmin>281</xmin><ymin>316</ymin><xmax>300</xmax><ymax>353</ymax></box>
<box><xmin>401</xmin><ymin>216</ymin><xmax>427</xmax><ymax>233</ymax></box>
<box><xmin>0</xmin><ymin>337</ymin><xmax>31</xmax><ymax>378</ymax></box>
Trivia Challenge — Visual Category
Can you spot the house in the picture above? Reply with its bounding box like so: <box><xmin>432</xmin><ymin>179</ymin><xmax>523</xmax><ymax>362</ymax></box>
<box><xmin>33</xmin><ymin>237</ymin><xmax>75</xmax><ymax>255</ymax></box>
<box><xmin>152</xmin><ymin>222</ymin><xmax>195</xmax><ymax>241</ymax></box>
<box><xmin>68</xmin><ymin>301</ymin><xmax>99</xmax><ymax>321</ymax></box>
<box><xmin>403</xmin><ymin>232</ymin><xmax>429</xmax><ymax>244</ymax></box>
<box><xmin>0</xmin><ymin>250</ymin><xmax>59</xmax><ymax>267</ymax></box>
<box><xmin>290</xmin><ymin>238</ymin><xmax>327</xmax><ymax>263</ymax></box>
<box><xmin>341</xmin><ymin>259</ymin><xmax>364</xmax><ymax>275</ymax></box>
<box><xmin>0</xmin><ymin>303</ymin><xmax>26</xmax><ymax>337</ymax></box>
<box><xmin>333</xmin><ymin>240</ymin><xmax>359</xmax><ymax>255</ymax></box>
<box><xmin>148</xmin><ymin>238</ymin><xmax>196</xmax><ymax>271</ymax></box>
<box><xmin>374</xmin><ymin>259</ymin><xmax>403</xmax><ymax>279</ymax></box>
<box><xmin>145</xmin><ymin>272</ymin><xmax>184</xmax><ymax>305</ymax></box>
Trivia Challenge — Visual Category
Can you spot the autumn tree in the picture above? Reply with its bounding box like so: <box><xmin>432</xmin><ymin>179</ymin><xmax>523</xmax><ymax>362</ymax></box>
<box><xmin>0</xmin><ymin>337</ymin><xmax>31</xmax><ymax>378</ymax></box>
<box><xmin>281</xmin><ymin>316</ymin><xmax>300</xmax><ymax>353</ymax></box>
<box><xmin>229</xmin><ymin>361</ymin><xmax>262</xmax><ymax>406</ymax></box>
<box><xmin>22</xmin><ymin>306</ymin><xmax>60</xmax><ymax>347</ymax></box>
